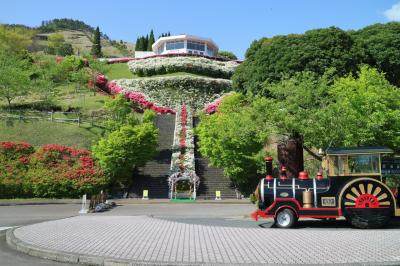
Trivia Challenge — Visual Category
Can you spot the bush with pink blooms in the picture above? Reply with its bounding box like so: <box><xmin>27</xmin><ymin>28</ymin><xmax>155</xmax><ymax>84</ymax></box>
<box><xmin>95</xmin><ymin>74</ymin><xmax>175</xmax><ymax>114</ymax></box>
<box><xmin>0</xmin><ymin>142</ymin><xmax>108</xmax><ymax>198</ymax></box>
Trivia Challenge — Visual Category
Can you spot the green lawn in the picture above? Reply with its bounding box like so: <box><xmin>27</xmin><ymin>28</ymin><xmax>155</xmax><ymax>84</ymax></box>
<box><xmin>0</xmin><ymin>120</ymin><xmax>105</xmax><ymax>149</ymax></box>
<box><xmin>55</xmin><ymin>84</ymin><xmax>107</xmax><ymax>114</ymax></box>
<box><xmin>0</xmin><ymin>84</ymin><xmax>108</xmax><ymax>115</ymax></box>
<box><xmin>107</xmin><ymin>63</ymin><xmax>135</xmax><ymax>80</ymax></box>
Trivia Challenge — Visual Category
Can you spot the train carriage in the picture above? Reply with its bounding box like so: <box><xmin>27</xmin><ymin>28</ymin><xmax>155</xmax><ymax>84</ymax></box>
<box><xmin>251</xmin><ymin>147</ymin><xmax>400</xmax><ymax>229</ymax></box>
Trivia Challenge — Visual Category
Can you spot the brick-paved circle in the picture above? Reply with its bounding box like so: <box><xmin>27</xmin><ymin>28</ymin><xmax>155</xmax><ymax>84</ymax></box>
<box><xmin>12</xmin><ymin>216</ymin><xmax>400</xmax><ymax>265</ymax></box>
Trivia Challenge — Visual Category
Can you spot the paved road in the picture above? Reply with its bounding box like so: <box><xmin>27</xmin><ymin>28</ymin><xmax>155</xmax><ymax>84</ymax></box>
<box><xmin>0</xmin><ymin>204</ymin><xmax>79</xmax><ymax>266</ymax></box>
<box><xmin>2</xmin><ymin>203</ymin><xmax>400</xmax><ymax>265</ymax></box>
<box><xmin>11</xmin><ymin>215</ymin><xmax>400</xmax><ymax>265</ymax></box>
<box><xmin>0</xmin><ymin>203</ymin><xmax>257</xmax><ymax>266</ymax></box>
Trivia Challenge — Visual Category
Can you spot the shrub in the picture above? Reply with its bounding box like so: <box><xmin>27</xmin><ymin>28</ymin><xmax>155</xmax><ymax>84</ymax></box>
<box><xmin>0</xmin><ymin>142</ymin><xmax>108</xmax><ymax>198</ymax></box>
<box><xmin>0</xmin><ymin>141</ymin><xmax>34</xmax><ymax>160</ymax></box>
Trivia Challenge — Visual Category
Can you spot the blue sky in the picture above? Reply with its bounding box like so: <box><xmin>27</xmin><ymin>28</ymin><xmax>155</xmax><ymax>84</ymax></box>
<box><xmin>1</xmin><ymin>0</ymin><xmax>400</xmax><ymax>59</ymax></box>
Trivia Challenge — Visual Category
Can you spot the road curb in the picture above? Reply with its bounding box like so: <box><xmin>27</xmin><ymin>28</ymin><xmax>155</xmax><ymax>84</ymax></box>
<box><xmin>0</xmin><ymin>199</ymin><xmax>81</xmax><ymax>206</ymax></box>
<box><xmin>0</xmin><ymin>199</ymin><xmax>252</xmax><ymax>206</ymax></box>
<box><xmin>6</xmin><ymin>227</ymin><xmax>400</xmax><ymax>266</ymax></box>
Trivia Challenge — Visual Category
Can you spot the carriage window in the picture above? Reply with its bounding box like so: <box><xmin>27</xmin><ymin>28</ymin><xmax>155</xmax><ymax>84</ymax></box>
<box><xmin>348</xmin><ymin>154</ymin><xmax>379</xmax><ymax>174</ymax></box>
<box><xmin>331</xmin><ymin>155</ymin><xmax>346</xmax><ymax>175</ymax></box>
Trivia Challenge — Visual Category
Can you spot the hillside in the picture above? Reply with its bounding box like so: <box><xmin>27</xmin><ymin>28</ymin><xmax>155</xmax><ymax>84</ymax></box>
<box><xmin>31</xmin><ymin>30</ymin><xmax>135</xmax><ymax>57</ymax></box>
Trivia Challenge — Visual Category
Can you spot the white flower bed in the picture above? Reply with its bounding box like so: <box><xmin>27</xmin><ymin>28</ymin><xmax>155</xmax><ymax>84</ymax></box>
<box><xmin>115</xmin><ymin>76</ymin><xmax>231</xmax><ymax>110</ymax></box>
<box><xmin>128</xmin><ymin>56</ymin><xmax>239</xmax><ymax>79</ymax></box>
<box><xmin>169</xmin><ymin>105</ymin><xmax>195</xmax><ymax>173</ymax></box>
<box><xmin>168</xmin><ymin>105</ymin><xmax>199</xmax><ymax>199</ymax></box>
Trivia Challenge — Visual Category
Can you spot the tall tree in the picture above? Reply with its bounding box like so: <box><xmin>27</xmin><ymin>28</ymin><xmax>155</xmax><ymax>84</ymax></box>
<box><xmin>143</xmin><ymin>34</ymin><xmax>149</xmax><ymax>52</ymax></box>
<box><xmin>232</xmin><ymin>27</ymin><xmax>364</xmax><ymax>95</ymax></box>
<box><xmin>0</xmin><ymin>51</ymin><xmax>32</xmax><ymax>108</ymax></box>
<box><xmin>0</xmin><ymin>24</ymin><xmax>34</xmax><ymax>53</ymax></box>
<box><xmin>147</xmin><ymin>29</ymin><xmax>155</xmax><ymax>51</ymax></box>
<box><xmin>135</xmin><ymin>37</ymin><xmax>140</xmax><ymax>50</ymax></box>
<box><xmin>351</xmin><ymin>22</ymin><xmax>400</xmax><ymax>86</ymax></box>
<box><xmin>92</xmin><ymin>97</ymin><xmax>159</xmax><ymax>189</ymax></box>
<box><xmin>196</xmin><ymin>93</ymin><xmax>271</xmax><ymax>192</ymax></box>
<box><xmin>217</xmin><ymin>51</ymin><xmax>237</xmax><ymax>60</ymax></box>
<box><xmin>91</xmin><ymin>26</ymin><xmax>102</xmax><ymax>57</ymax></box>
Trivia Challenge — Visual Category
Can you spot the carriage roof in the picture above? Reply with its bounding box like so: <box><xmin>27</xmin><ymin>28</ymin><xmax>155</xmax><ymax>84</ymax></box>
<box><xmin>326</xmin><ymin>147</ymin><xmax>393</xmax><ymax>155</ymax></box>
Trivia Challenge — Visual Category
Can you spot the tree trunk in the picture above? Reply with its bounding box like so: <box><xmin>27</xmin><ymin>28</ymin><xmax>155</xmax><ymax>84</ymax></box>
<box><xmin>277</xmin><ymin>134</ymin><xmax>304</xmax><ymax>178</ymax></box>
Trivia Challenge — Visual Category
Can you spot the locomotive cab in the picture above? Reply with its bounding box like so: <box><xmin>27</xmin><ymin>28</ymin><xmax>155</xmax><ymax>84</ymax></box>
<box><xmin>324</xmin><ymin>147</ymin><xmax>385</xmax><ymax>179</ymax></box>
<box><xmin>251</xmin><ymin>147</ymin><xmax>400</xmax><ymax>229</ymax></box>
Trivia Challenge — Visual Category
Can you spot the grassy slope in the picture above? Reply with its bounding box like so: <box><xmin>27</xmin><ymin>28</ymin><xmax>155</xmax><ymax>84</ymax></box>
<box><xmin>0</xmin><ymin>120</ymin><xmax>104</xmax><ymax>149</ymax></box>
<box><xmin>0</xmin><ymin>61</ymin><xmax>205</xmax><ymax>149</ymax></box>
<box><xmin>55</xmin><ymin>84</ymin><xmax>107</xmax><ymax>114</ymax></box>
<box><xmin>0</xmin><ymin>84</ymin><xmax>108</xmax><ymax>149</ymax></box>
<box><xmin>107</xmin><ymin>63</ymin><xmax>135</xmax><ymax>80</ymax></box>
<box><xmin>32</xmin><ymin>30</ymin><xmax>135</xmax><ymax>58</ymax></box>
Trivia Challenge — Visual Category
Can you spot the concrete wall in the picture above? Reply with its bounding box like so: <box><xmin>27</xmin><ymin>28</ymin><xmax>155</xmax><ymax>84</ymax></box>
<box><xmin>135</xmin><ymin>51</ymin><xmax>156</xmax><ymax>58</ymax></box>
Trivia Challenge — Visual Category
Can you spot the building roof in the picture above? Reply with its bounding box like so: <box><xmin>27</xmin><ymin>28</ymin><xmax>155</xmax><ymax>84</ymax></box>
<box><xmin>326</xmin><ymin>146</ymin><xmax>394</xmax><ymax>155</ymax></box>
<box><xmin>152</xmin><ymin>34</ymin><xmax>219</xmax><ymax>51</ymax></box>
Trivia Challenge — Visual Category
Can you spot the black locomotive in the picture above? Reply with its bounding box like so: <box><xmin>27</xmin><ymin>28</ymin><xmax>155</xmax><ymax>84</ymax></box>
<box><xmin>251</xmin><ymin>147</ymin><xmax>399</xmax><ymax>228</ymax></box>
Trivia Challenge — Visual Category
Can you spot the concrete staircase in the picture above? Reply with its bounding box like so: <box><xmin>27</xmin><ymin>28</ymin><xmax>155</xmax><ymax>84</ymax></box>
<box><xmin>129</xmin><ymin>114</ymin><xmax>175</xmax><ymax>198</ymax></box>
<box><xmin>129</xmin><ymin>115</ymin><xmax>237</xmax><ymax>199</ymax></box>
<box><xmin>195</xmin><ymin>156</ymin><xmax>238</xmax><ymax>199</ymax></box>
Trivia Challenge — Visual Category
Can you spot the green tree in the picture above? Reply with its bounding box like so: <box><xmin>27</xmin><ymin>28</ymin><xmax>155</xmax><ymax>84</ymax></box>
<box><xmin>85</xmin><ymin>56</ymin><xmax>110</xmax><ymax>94</ymax></box>
<box><xmin>143</xmin><ymin>34</ymin><xmax>149</xmax><ymax>52</ymax></box>
<box><xmin>103</xmin><ymin>94</ymin><xmax>139</xmax><ymax>131</ymax></box>
<box><xmin>267</xmin><ymin>66</ymin><xmax>399</xmax><ymax>174</ymax></box>
<box><xmin>196</xmin><ymin>93</ymin><xmax>271</xmax><ymax>192</ymax></box>
<box><xmin>92</xmin><ymin>123</ymin><xmax>158</xmax><ymax>189</ymax></box>
<box><xmin>311</xmin><ymin>66</ymin><xmax>400</xmax><ymax>152</ymax></box>
<box><xmin>232</xmin><ymin>27</ymin><xmax>364</xmax><ymax>94</ymax></box>
<box><xmin>136</xmin><ymin>37</ymin><xmax>144</xmax><ymax>51</ymax></box>
<box><xmin>217</xmin><ymin>51</ymin><xmax>237</xmax><ymax>60</ymax></box>
<box><xmin>56</xmin><ymin>42</ymin><xmax>74</xmax><ymax>56</ymax></box>
<box><xmin>260</xmin><ymin>70</ymin><xmax>335</xmax><ymax>175</ymax></box>
<box><xmin>91</xmin><ymin>26</ymin><xmax>102</xmax><ymax>57</ymax></box>
<box><xmin>135</xmin><ymin>37</ymin><xmax>140</xmax><ymax>50</ymax></box>
<box><xmin>0</xmin><ymin>24</ymin><xmax>34</xmax><ymax>53</ymax></box>
<box><xmin>0</xmin><ymin>51</ymin><xmax>32</xmax><ymax>108</ymax></box>
<box><xmin>147</xmin><ymin>29</ymin><xmax>155</xmax><ymax>51</ymax></box>
<box><xmin>47</xmin><ymin>33</ymin><xmax>65</xmax><ymax>55</ymax></box>
<box><xmin>31</xmin><ymin>61</ymin><xmax>59</xmax><ymax>108</ymax></box>
<box><xmin>92</xmin><ymin>100</ymin><xmax>159</xmax><ymax>189</ymax></box>
<box><xmin>351</xmin><ymin>22</ymin><xmax>400</xmax><ymax>86</ymax></box>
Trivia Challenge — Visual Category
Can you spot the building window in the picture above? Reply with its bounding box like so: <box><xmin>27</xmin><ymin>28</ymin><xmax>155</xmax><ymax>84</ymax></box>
<box><xmin>207</xmin><ymin>46</ymin><xmax>214</xmax><ymax>56</ymax></box>
<box><xmin>187</xmin><ymin>41</ymin><xmax>205</xmax><ymax>52</ymax></box>
<box><xmin>166</xmin><ymin>41</ymin><xmax>184</xmax><ymax>50</ymax></box>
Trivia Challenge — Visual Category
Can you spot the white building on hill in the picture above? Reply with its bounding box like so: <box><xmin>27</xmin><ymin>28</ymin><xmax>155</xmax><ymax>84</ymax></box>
<box><xmin>135</xmin><ymin>34</ymin><xmax>219</xmax><ymax>58</ymax></box>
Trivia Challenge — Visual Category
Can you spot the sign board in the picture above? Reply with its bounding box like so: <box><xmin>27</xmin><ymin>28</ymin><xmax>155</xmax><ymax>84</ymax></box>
<box><xmin>382</xmin><ymin>158</ymin><xmax>400</xmax><ymax>176</ymax></box>
<box><xmin>142</xmin><ymin>190</ymin><xmax>149</xmax><ymax>200</ymax></box>
<box><xmin>215</xmin><ymin>191</ymin><xmax>221</xmax><ymax>200</ymax></box>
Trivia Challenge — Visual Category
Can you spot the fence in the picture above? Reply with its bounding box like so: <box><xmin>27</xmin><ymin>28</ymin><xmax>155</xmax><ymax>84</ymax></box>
<box><xmin>0</xmin><ymin>110</ymin><xmax>109</xmax><ymax>127</ymax></box>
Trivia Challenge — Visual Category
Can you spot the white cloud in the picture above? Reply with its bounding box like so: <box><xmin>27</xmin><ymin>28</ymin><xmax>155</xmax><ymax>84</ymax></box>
<box><xmin>384</xmin><ymin>2</ymin><xmax>400</xmax><ymax>21</ymax></box>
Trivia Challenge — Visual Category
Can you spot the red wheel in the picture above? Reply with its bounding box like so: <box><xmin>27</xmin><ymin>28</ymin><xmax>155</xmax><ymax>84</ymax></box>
<box><xmin>341</xmin><ymin>179</ymin><xmax>394</xmax><ymax>229</ymax></box>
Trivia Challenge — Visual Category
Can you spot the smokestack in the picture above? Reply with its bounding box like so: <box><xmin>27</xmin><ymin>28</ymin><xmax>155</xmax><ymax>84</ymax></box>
<box><xmin>264</xmin><ymin>156</ymin><xmax>273</xmax><ymax>180</ymax></box>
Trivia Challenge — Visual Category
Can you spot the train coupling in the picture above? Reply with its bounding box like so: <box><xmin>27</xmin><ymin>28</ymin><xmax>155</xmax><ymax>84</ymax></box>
<box><xmin>250</xmin><ymin>210</ymin><xmax>267</xmax><ymax>221</ymax></box>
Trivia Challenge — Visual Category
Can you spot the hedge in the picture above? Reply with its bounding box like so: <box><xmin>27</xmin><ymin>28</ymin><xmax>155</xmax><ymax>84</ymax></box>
<box><xmin>116</xmin><ymin>76</ymin><xmax>232</xmax><ymax>110</ymax></box>
<box><xmin>127</xmin><ymin>56</ymin><xmax>240</xmax><ymax>79</ymax></box>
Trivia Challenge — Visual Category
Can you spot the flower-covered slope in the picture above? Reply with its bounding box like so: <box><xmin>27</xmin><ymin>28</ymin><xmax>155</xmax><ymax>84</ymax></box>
<box><xmin>128</xmin><ymin>55</ymin><xmax>239</xmax><ymax>79</ymax></box>
<box><xmin>115</xmin><ymin>76</ymin><xmax>232</xmax><ymax>111</ymax></box>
